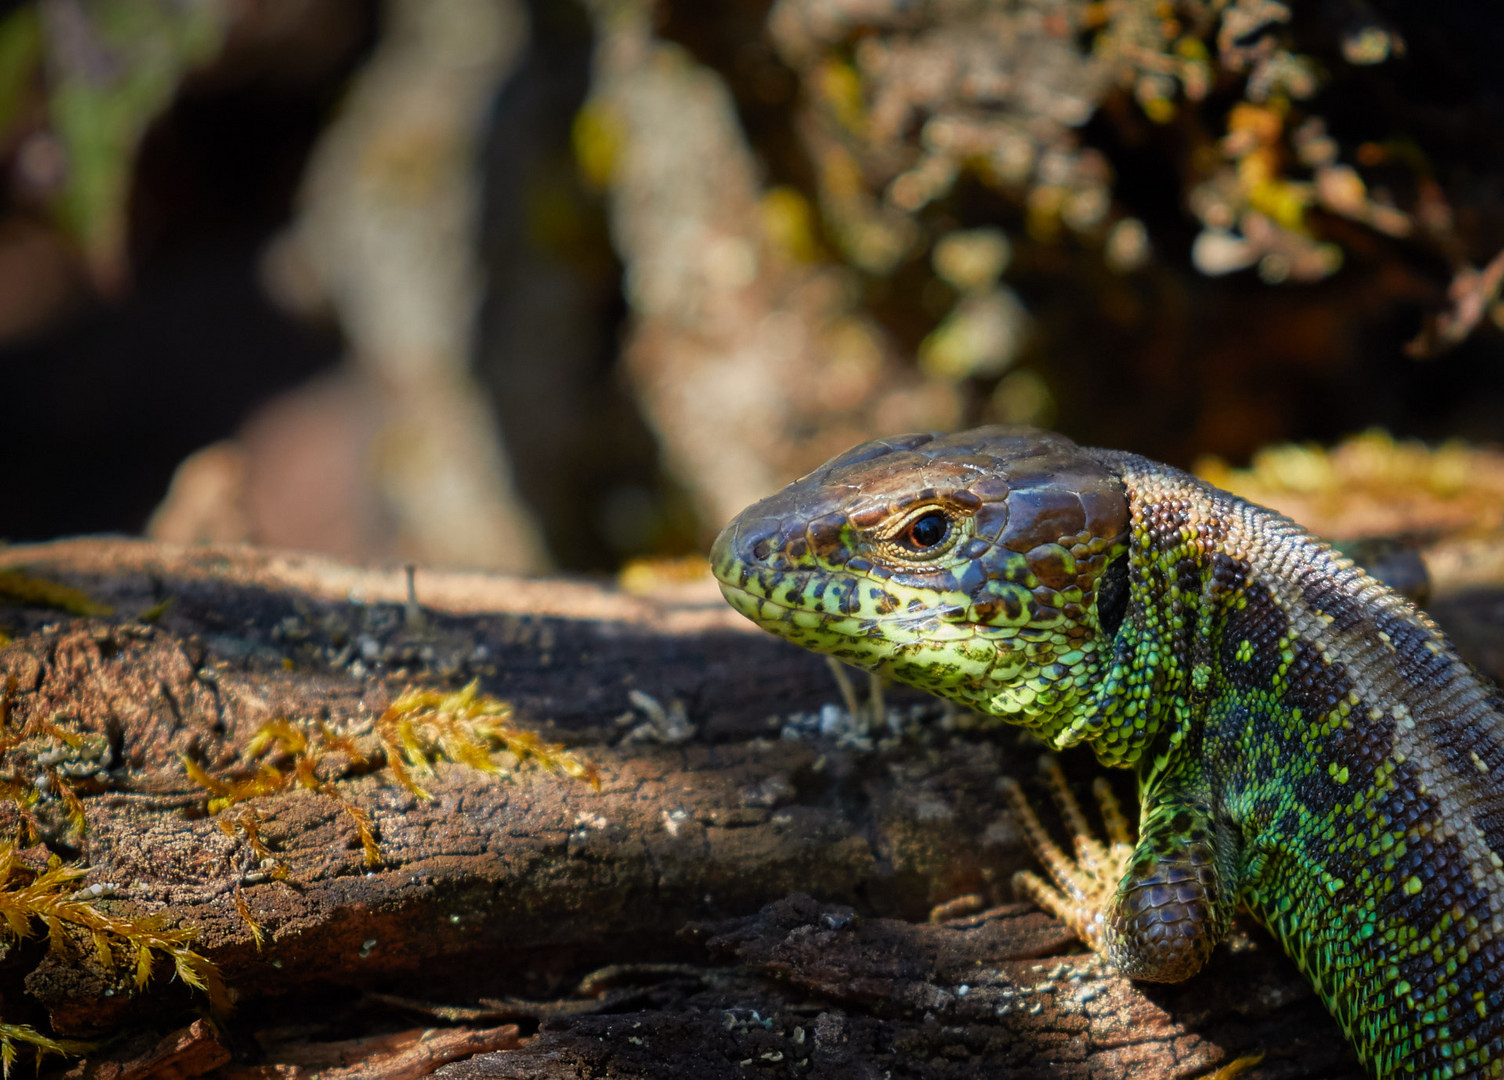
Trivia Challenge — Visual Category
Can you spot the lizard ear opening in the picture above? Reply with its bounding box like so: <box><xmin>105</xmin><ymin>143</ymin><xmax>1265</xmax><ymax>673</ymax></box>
<box><xmin>1095</xmin><ymin>553</ymin><xmax>1129</xmax><ymax>639</ymax></box>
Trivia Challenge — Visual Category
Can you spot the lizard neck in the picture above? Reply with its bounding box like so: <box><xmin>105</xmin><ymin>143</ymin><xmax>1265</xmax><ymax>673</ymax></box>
<box><xmin>1045</xmin><ymin>454</ymin><xmax>1206</xmax><ymax>769</ymax></box>
<box><xmin>1062</xmin><ymin>451</ymin><xmax>1504</xmax><ymax>783</ymax></box>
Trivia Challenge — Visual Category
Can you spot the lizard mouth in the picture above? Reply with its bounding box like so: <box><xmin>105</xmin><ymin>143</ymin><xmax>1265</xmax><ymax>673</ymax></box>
<box><xmin>711</xmin><ymin>556</ymin><xmax>816</xmax><ymax>605</ymax></box>
<box><xmin>713</xmin><ymin>578</ymin><xmax>763</xmax><ymax>605</ymax></box>
<box><xmin>716</xmin><ymin>574</ymin><xmax>966</xmax><ymax>637</ymax></box>
<box><xmin>714</xmin><ymin>578</ymin><xmax>795</xmax><ymax>624</ymax></box>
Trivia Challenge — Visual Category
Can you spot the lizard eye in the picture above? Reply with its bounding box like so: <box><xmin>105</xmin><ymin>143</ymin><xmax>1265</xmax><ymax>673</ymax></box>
<box><xmin>901</xmin><ymin>510</ymin><xmax>950</xmax><ymax>551</ymax></box>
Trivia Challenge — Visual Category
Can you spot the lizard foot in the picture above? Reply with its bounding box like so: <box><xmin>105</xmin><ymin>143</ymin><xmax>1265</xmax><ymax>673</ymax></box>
<box><xmin>999</xmin><ymin>755</ymin><xmax>1134</xmax><ymax>952</ymax></box>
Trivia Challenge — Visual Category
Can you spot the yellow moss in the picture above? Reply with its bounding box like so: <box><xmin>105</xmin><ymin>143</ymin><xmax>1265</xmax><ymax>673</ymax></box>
<box><xmin>760</xmin><ymin>186</ymin><xmax>822</xmax><ymax>264</ymax></box>
<box><xmin>0</xmin><ymin>1022</ymin><xmax>92</xmax><ymax>1080</ymax></box>
<box><xmin>181</xmin><ymin>756</ymin><xmax>284</xmax><ymax>817</ymax></box>
<box><xmin>572</xmin><ymin>100</ymin><xmax>624</xmax><ymax>192</ymax></box>
<box><xmin>1247</xmin><ymin>175</ymin><xmax>1312</xmax><ymax>232</ymax></box>
<box><xmin>233</xmin><ymin>885</ymin><xmax>264</xmax><ymax>953</ymax></box>
<box><xmin>0</xmin><ymin>848</ymin><xmax>227</xmax><ymax>1022</ymax></box>
<box><xmin>136</xmin><ymin>596</ymin><xmax>174</xmax><ymax>623</ymax></box>
<box><xmin>184</xmin><ymin>682</ymin><xmax>598</xmax><ymax>869</ymax></box>
<box><xmin>0</xmin><ymin>571</ymin><xmax>113</xmax><ymax>617</ymax></box>
<box><xmin>1208</xmin><ymin>1051</ymin><xmax>1266</xmax><ymax>1080</ymax></box>
<box><xmin>377</xmin><ymin>681</ymin><xmax>600</xmax><ymax>800</ymax></box>
<box><xmin>0</xmin><ymin>678</ymin><xmax>89</xmax><ymax>845</ymax></box>
<box><xmin>341</xmin><ymin>802</ymin><xmax>382</xmax><ymax>867</ymax></box>
<box><xmin>617</xmin><ymin>555</ymin><xmax>712</xmax><ymax>596</ymax></box>
<box><xmin>217</xmin><ymin>809</ymin><xmax>290</xmax><ymax>885</ymax></box>
<box><xmin>182</xmin><ymin>726</ymin><xmax>380</xmax><ymax>867</ymax></box>
<box><xmin>1141</xmin><ymin>96</ymin><xmax>1176</xmax><ymax>124</ymax></box>
<box><xmin>815</xmin><ymin>59</ymin><xmax>866</xmax><ymax>134</ymax></box>
<box><xmin>1176</xmin><ymin>36</ymin><xmax>1209</xmax><ymax>62</ymax></box>
<box><xmin>1196</xmin><ymin>430</ymin><xmax>1504</xmax><ymax>542</ymax></box>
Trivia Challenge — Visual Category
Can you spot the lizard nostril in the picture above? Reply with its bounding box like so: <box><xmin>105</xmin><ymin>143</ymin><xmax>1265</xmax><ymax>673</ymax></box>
<box><xmin>752</xmin><ymin>537</ymin><xmax>775</xmax><ymax>561</ymax></box>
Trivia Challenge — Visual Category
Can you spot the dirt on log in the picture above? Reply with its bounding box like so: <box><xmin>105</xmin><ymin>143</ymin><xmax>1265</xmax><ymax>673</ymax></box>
<box><xmin>0</xmin><ymin>538</ymin><xmax>1371</xmax><ymax>1079</ymax></box>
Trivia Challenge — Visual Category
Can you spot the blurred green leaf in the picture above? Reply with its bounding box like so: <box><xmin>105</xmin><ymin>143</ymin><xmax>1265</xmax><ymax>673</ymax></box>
<box><xmin>0</xmin><ymin>8</ymin><xmax>43</xmax><ymax>142</ymax></box>
<box><xmin>39</xmin><ymin>0</ymin><xmax>231</xmax><ymax>286</ymax></box>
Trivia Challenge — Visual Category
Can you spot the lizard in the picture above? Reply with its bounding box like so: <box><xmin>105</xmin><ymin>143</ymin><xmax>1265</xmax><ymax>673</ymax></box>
<box><xmin>708</xmin><ymin>425</ymin><xmax>1504</xmax><ymax>1080</ymax></box>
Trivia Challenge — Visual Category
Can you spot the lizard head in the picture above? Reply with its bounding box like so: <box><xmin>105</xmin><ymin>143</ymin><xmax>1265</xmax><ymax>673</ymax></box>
<box><xmin>710</xmin><ymin>426</ymin><xmax>1131</xmax><ymax>726</ymax></box>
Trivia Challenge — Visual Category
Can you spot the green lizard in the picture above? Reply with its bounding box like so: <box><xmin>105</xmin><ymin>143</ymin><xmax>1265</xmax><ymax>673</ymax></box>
<box><xmin>709</xmin><ymin>426</ymin><xmax>1504</xmax><ymax>1080</ymax></box>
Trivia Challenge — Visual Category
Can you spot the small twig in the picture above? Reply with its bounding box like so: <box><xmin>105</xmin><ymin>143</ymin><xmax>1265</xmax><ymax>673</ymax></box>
<box><xmin>404</xmin><ymin>564</ymin><xmax>425</xmax><ymax>631</ymax></box>
<box><xmin>867</xmin><ymin>670</ymin><xmax>887</xmax><ymax>732</ymax></box>
<box><xmin>825</xmin><ymin>658</ymin><xmax>863</xmax><ymax>721</ymax></box>
<box><xmin>1406</xmin><ymin>246</ymin><xmax>1504</xmax><ymax>357</ymax></box>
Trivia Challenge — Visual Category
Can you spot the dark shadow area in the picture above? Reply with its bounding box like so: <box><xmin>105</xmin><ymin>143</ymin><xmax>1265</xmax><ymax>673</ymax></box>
<box><xmin>0</xmin><ymin>7</ymin><xmax>377</xmax><ymax>542</ymax></box>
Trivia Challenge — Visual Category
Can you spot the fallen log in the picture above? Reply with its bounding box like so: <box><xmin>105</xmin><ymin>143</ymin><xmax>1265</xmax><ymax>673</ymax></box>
<box><xmin>0</xmin><ymin>539</ymin><xmax>1375</xmax><ymax>1078</ymax></box>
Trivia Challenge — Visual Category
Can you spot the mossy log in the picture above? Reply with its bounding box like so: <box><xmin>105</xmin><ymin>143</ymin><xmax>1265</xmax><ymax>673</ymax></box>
<box><xmin>0</xmin><ymin>539</ymin><xmax>1378</xmax><ymax>1078</ymax></box>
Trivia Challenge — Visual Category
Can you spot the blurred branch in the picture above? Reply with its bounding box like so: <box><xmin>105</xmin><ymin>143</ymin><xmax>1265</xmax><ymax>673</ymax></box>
<box><xmin>266</xmin><ymin>0</ymin><xmax>550</xmax><ymax>572</ymax></box>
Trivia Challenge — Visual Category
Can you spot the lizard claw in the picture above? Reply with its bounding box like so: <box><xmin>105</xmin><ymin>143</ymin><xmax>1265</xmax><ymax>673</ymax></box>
<box><xmin>1001</xmin><ymin>755</ymin><xmax>1135</xmax><ymax>952</ymax></box>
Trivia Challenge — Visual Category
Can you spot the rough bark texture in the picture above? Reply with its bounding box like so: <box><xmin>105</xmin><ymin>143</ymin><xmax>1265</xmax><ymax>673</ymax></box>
<box><xmin>0</xmin><ymin>537</ymin><xmax>1465</xmax><ymax>1078</ymax></box>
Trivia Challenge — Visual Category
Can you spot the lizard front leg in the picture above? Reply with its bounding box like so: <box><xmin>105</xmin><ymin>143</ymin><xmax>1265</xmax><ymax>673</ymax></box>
<box><xmin>1005</xmin><ymin>757</ymin><xmax>1241</xmax><ymax>983</ymax></box>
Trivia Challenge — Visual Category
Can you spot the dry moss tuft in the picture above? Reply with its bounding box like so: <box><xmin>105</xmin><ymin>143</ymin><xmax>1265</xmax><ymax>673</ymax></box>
<box><xmin>0</xmin><ymin>847</ymin><xmax>227</xmax><ymax>1074</ymax></box>
<box><xmin>184</xmin><ymin>680</ymin><xmax>598</xmax><ymax>871</ymax></box>
<box><xmin>376</xmin><ymin>681</ymin><xmax>599</xmax><ymax>800</ymax></box>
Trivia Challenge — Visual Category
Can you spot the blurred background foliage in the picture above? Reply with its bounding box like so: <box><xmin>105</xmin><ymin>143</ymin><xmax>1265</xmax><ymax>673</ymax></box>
<box><xmin>2</xmin><ymin>0</ymin><xmax>1503</xmax><ymax>575</ymax></box>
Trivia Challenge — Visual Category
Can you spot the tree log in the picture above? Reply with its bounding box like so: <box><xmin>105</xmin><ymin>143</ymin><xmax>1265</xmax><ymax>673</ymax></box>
<box><xmin>0</xmin><ymin>539</ymin><xmax>1369</xmax><ymax>1078</ymax></box>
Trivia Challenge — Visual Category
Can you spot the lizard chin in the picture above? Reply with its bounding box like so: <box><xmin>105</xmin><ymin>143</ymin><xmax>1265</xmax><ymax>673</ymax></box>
<box><xmin>713</xmin><ymin>580</ymin><xmax>786</xmax><ymax>626</ymax></box>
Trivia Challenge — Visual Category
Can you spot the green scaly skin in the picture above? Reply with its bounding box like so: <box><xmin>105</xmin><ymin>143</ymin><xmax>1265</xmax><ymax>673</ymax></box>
<box><xmin>710</xmin><ymin>426</ymin><xmax>1504</xmax><ymax>1080</ymax></box>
